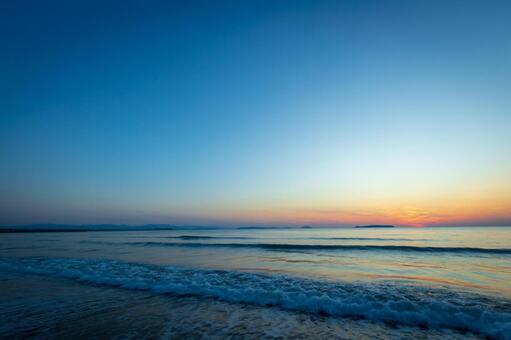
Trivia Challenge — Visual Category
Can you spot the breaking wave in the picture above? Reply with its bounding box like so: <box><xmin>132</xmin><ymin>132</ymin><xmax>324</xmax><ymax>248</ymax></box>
<box><xmin>0</xmin><ymin>257</ymin><xmax>509</xmax><ymax>339</ymax></box>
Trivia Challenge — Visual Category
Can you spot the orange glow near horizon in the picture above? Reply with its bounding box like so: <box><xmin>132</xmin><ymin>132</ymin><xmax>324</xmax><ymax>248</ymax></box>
<box><xmin>188</xmin><ymin>186</ymin><xmax>511</xmax><ymax>227</ymax></box>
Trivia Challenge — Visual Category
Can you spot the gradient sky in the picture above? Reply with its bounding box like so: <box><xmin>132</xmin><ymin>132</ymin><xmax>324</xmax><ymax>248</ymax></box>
<box><xmin>1</xmin><ymin>0</ymin><xmax>510</xmax><ymax>227</ymax></box>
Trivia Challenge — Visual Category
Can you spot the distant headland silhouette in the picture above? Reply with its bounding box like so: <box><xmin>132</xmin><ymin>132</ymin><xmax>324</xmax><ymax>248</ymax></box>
<box><xmin>354</xmin><ymin>225</ymin><xmax>395</xmax><ymax>228</ymax></box>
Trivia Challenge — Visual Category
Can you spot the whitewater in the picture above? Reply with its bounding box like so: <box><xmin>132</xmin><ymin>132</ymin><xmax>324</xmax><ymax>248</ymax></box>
<box><xmin>1</xmin><ymin>226</ymin><xmax>510</xmax><ymax>339</ymax></box>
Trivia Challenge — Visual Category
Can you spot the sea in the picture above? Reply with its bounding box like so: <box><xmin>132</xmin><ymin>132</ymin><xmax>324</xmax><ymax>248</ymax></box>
<box><xmin>1</xmin><ymin>226</ymin><xmax>510</xmax><ymax>339</ymax></box>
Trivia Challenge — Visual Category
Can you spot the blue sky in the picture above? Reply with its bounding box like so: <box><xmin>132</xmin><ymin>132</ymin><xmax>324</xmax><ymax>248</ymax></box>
<box><xmin>1</xmin><ymin>0</ymin><xmax>510</xmax><ymax>226</ymax></box>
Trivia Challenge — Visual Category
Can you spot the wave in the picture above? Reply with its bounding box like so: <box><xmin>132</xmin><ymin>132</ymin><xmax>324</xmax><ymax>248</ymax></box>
<box><xmin>116</xmin><ymin>241</ymin><xmax>511</xmax><ymax>255</ymax></box>
<box><xmin>0</xmin><ymin>257</ymin><xmax>509</xmax><ymax>339</ymax></box>
<box><xmin>309</xmin><ymin>237</ymin><xmax>425</xmax><ymax>241</ymax></box>
<box><xmin>167</xmin><ymin>236</ymin><xmax>422</xmax><ymax>241</ymax></box>
<box><xmin>166</xmin><ymin>235</ymin><xmax>253</xmax><ymax>240</ymax></box>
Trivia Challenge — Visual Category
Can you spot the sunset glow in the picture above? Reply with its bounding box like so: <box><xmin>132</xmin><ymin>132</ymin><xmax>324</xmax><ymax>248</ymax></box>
<box><xmin>1</xmin><ymin>0</ymin><xmax>510</xmax><ymax>228</ymax></box>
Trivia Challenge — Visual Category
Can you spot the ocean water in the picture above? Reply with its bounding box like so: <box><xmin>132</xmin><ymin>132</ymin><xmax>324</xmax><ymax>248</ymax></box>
<box><xmin>1</xmin><ymin>227</ymin><xmax>510</xmax><ymax>339</ymax></box>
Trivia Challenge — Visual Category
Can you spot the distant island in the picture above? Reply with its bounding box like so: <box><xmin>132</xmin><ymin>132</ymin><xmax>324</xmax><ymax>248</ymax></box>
<box><xmin>354</xmin><ymin>225</ymin><xmax>395</xmax><ymax>228</ymax></box>
<box><xmin>236</xmin><ymin>225</ymin><xmax>314</xmax><ymax>230</ymax></box>
<box><xmin>237</xmin><ymin>226</ymin><xmax>304</xmax><ymax>230</ymax></box>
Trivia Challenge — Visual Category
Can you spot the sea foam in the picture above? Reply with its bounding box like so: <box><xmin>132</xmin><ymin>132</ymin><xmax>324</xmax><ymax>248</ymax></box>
<box><xmin>0</xmin><ymin>257</ymin><xmax>510</xmax><ymax>339</ymax></box>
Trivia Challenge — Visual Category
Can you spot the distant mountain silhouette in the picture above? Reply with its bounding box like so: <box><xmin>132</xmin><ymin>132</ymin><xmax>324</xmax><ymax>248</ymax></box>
<box><xmin>0</xmin><ymin>224</ymin><xmax>223</xmax><ymax>233</ymax></box>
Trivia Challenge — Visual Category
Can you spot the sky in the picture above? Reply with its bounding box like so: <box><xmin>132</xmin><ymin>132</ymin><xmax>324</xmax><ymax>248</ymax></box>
<box><xmin>1</xmin><ymin>0</ymin><xmax>510</xmax><ymax>227</ymax></box>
